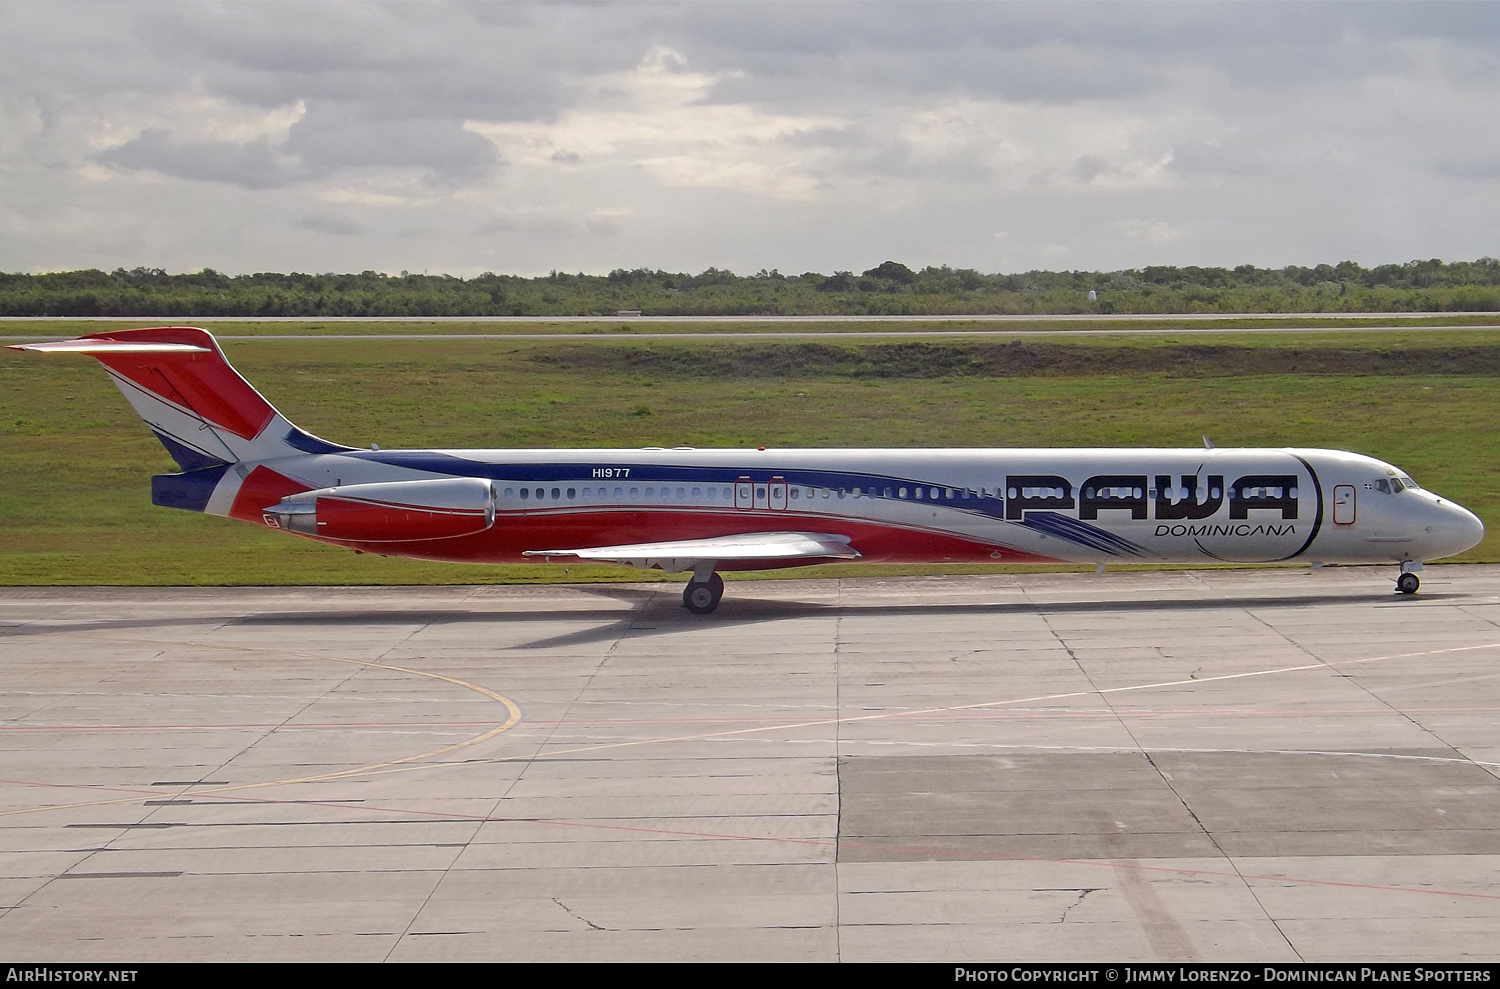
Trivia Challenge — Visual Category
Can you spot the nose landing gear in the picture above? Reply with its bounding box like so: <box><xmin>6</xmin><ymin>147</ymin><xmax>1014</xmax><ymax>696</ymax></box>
<box><xmin>1396</xmin><ymin>561</ymin><xmax>1423</xmax><ymax>595</ymax></box>
<box><xmin>683</xmin><ymin>571</ymin><xmax>725</xmax><ymax>614</ymax></box>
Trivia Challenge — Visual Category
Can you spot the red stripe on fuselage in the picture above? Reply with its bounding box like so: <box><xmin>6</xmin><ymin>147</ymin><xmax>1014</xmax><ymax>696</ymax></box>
<box><xmin>310</xmin><ymin>508</ymin><xmax>1061</xmax><ymax>568</ymax></box>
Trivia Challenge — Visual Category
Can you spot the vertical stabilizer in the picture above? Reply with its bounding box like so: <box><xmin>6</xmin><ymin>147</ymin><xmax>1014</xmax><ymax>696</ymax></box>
<box><xmin>8</xmin><ymin>327</ymin><xmax>349</xmax><ymax>468</ymax></box>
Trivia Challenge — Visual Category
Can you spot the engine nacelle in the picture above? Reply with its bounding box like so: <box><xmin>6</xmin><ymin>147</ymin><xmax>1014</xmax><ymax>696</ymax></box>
<box><xmin>263</xmin><ymin>477</ymin><xmax>496</xmax><ymax>542</ymax></box>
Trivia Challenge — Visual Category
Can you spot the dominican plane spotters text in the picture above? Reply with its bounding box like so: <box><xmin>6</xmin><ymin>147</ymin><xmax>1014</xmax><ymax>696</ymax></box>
<box><xmin>13</xmin><ymin>327</ymin><xmax>1483</xmax><ymax>612</ymax></box>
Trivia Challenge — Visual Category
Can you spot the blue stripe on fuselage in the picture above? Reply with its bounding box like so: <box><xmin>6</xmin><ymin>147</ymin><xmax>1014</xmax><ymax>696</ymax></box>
<box><xmin>1018</xmin><ymin>511</ymin><xmax>1149</xmax><ymax>558</ymax></box>
<box><xmin>284</xmin><ymin>427</ymin><xmax>354</xmax><ymax>455</ymax></box>
<box><xmin>350</xmin><ymin>450</ymin><xmax>1008</xmax><ymax>516</ymax></box>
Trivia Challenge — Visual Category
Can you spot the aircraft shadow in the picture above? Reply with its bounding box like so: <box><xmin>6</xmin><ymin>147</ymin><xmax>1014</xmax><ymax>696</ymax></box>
<box><xmin>507</xmin><ymin>589</ymin><xmax>1466</xmax><ymax>650</ymax></box>
<box><xmin>1</xmin><ymin>588</ymin><xmax>1465</xmax><ymax>653</ymax></box>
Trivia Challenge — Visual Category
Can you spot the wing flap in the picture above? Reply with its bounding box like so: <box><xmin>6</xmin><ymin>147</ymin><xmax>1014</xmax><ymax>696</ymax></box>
<box><xmin>524</xmin><ymin>531</ymin><xmax>860</xmax><ymax>567</ymax></box>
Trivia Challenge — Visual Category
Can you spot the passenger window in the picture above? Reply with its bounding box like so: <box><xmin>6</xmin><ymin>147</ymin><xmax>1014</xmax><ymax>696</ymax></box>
<box><xmin>567</xmin><ymin>488</ymin><xmax>576</xmax><ymax>499</ymax></box>
<box><xmin>520</xmin><ymin>488</ymin><xmax>529</xmax><ymax>500</ymax></box>
<box><xmin>551</xmin><ymin>487</ymin><xmax>561</xmax><ymax>499</ymax></box>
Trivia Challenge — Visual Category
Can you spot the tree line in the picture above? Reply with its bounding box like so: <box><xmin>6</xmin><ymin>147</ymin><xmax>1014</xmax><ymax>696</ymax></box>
<box><xmin>3</xmin><ymin>258</ymin><xmax>1499</xmax><ymax>317</ymax></box>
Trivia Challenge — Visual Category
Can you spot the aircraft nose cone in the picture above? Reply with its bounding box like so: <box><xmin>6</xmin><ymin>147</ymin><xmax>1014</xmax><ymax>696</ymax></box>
<box><xmin>1454</xmin><ymin>504</ymin><xmax>1485</xmax><ymax>553</ymax></box>
<box><xmin>1429</xmin><ymin>501</ymin><xmax>1485</xmax><ymax>559</ymax></box>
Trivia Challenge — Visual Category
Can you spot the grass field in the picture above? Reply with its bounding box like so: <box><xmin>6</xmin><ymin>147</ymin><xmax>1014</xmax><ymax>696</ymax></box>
<box><xmin>2</xmin><ymin>329</ymin><xmax>1496</xmax><ymax>585</ymax></box>
<box><xmin>3</xmin><ymin>313</ymin><xmax>1500</xmax><ymax>340</ymax></box>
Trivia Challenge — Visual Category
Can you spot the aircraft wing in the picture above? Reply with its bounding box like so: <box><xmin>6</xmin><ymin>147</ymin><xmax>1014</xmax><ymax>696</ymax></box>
<box><xmin>523</xmin><ymin>531</ymin><xmax>860</xmax><ymax>569</ymax></box>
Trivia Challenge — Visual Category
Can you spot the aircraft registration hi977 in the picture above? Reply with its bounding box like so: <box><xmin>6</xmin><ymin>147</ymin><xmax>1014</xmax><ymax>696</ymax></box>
<box><xmin>12</xmin><ymin>327</ymin><xmax>1484</xmax><ymax>613</ymax></box>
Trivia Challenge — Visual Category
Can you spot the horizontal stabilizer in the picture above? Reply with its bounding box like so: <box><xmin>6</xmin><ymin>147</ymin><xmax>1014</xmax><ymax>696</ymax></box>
<box><xmin>9</xmin><ymin>339</ymin><xmax>211</xmax><ymax>354</ymax></box>
<box><xmin>524</xmin><ymin>531</ymin><xmax>860</xmax><ymax>569</ymax></box>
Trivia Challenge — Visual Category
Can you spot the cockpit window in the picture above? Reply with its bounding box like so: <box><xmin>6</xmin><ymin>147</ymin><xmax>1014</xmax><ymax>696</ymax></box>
<box><xmin>1374</xmin><ymin>478</ymin><xmax>1391</xmax><ymax>494</ymax></box>
<box><xmin>1398</xmin><ymin>474</ymin><xmax>1420</xmax><ymax>490</ymax></box>
<box><xmin>1390</xmin><ymin>478</ymin><xmax>1405</xmax><ymax>493</ymax></box>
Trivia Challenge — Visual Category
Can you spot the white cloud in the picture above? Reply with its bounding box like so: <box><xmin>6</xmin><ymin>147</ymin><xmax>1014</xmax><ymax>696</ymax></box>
<box><xmin>1113</xmin><ymin>219</ymin><xmax>1184</xmax><ymax>245</ymax></box>
<box><xmin>87</xmin><ymin>86</ymin><xmax>306</xmax><ymax>152</ymax></box>
<box><xmin>465</xmin><ymin>46</ymin><xmax>843</xmax><ymax>200</ymax></box>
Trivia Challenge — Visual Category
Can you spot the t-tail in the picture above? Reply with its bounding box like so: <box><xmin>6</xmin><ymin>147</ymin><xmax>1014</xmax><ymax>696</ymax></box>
<box><xmin>8</xmin><ymin>326</ymin><xmax>349</xmax><ymax>511</ymax></box>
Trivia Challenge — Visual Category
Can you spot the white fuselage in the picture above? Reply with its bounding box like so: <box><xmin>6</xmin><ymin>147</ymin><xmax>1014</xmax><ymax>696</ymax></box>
<box><xmin>198</xmin><ymin>444</ymin><xmax>1484</xmax><ymax>568</ymax></box>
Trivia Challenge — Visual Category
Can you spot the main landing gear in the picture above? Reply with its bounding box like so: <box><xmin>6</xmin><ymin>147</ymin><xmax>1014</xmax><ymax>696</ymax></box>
<box><xmin>1396</xmin><ymin>561</ymin><xmax>1423</xmax><ymax>595</ymax></box>
<box><xmin>683</xmin><ymin>571</ymin><xmax>725</xmax><ymax>614</ymax></box>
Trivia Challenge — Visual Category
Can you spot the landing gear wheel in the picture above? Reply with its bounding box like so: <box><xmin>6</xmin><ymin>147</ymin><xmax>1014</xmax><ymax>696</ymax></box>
<box><xmin>683</xmin><ymin>572</ymin><xmax>725</xmax><ymax>614</ymax></box>
<box><xmin>1396</xmin><ymin>572</ymin><xmax>1420</xmax><ymax>595</ymax></box>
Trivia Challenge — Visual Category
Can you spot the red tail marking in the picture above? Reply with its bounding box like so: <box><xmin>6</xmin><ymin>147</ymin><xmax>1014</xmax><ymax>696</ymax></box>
<box><xmin>87</xmin><ymin>327</ymin><xmax>275</xmax><ymax>441</ymax></box>
<box><xmin>229</xmin><ymin>466</ymin><xmax>314</xmax><ymax>525</ymax></box>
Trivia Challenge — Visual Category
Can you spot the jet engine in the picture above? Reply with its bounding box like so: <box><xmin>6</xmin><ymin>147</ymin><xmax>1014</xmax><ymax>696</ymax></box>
<box><xmin>263</xmin><ymin>477</ymin><xmax>496</xmax><ymax>542</ymax></box>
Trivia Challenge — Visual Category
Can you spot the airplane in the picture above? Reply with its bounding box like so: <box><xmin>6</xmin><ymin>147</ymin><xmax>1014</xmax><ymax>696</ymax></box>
<box><xmin>10</xmin><ymin>326</ymin><xmax>1485</xmax><ymax>613</ymax></box>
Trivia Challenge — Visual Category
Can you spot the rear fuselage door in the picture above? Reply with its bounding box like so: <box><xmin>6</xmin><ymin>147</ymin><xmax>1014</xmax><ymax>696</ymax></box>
<box><xmin>1333</xmin><ymin>484</ymin><xmax>1356</xmax><ymax>525</ymax></box>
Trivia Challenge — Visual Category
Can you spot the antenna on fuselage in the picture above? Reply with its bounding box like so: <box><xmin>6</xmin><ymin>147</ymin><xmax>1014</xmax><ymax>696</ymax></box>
<box><xmin>1202</xmin><ymin>435</ymin><xmax>1215</xmax><ymax>449</ymax></box>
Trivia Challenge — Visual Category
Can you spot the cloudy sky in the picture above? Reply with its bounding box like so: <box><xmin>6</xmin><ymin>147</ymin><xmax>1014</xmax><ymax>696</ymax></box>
<box><xmin>3</xmin><ymin>1</ymin><xmax>1498</xmax><ymax>277</ymax></box>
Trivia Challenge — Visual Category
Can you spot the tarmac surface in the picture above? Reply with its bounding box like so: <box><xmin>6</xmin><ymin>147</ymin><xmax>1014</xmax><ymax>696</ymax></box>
<box><xmin>1</xmin><ymin>566</ymin><xmax>1498</xmax><ymax>962</ymax></box>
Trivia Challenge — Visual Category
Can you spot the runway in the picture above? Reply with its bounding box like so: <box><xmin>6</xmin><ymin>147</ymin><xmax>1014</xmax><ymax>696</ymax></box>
<box><xmin>1</xmin><ymin>567</ymin><xmax>1498</xmax><ymax>962</ymax></box>
<box><xmin>6</xmin><ymin>324</ymin><xmax>1500</xmax><ymax>346</ymax></box>
<box><xmin>2</xmin><ymin>311</ymin><xmax>1496</xmax><ymax>322</ymax></box>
